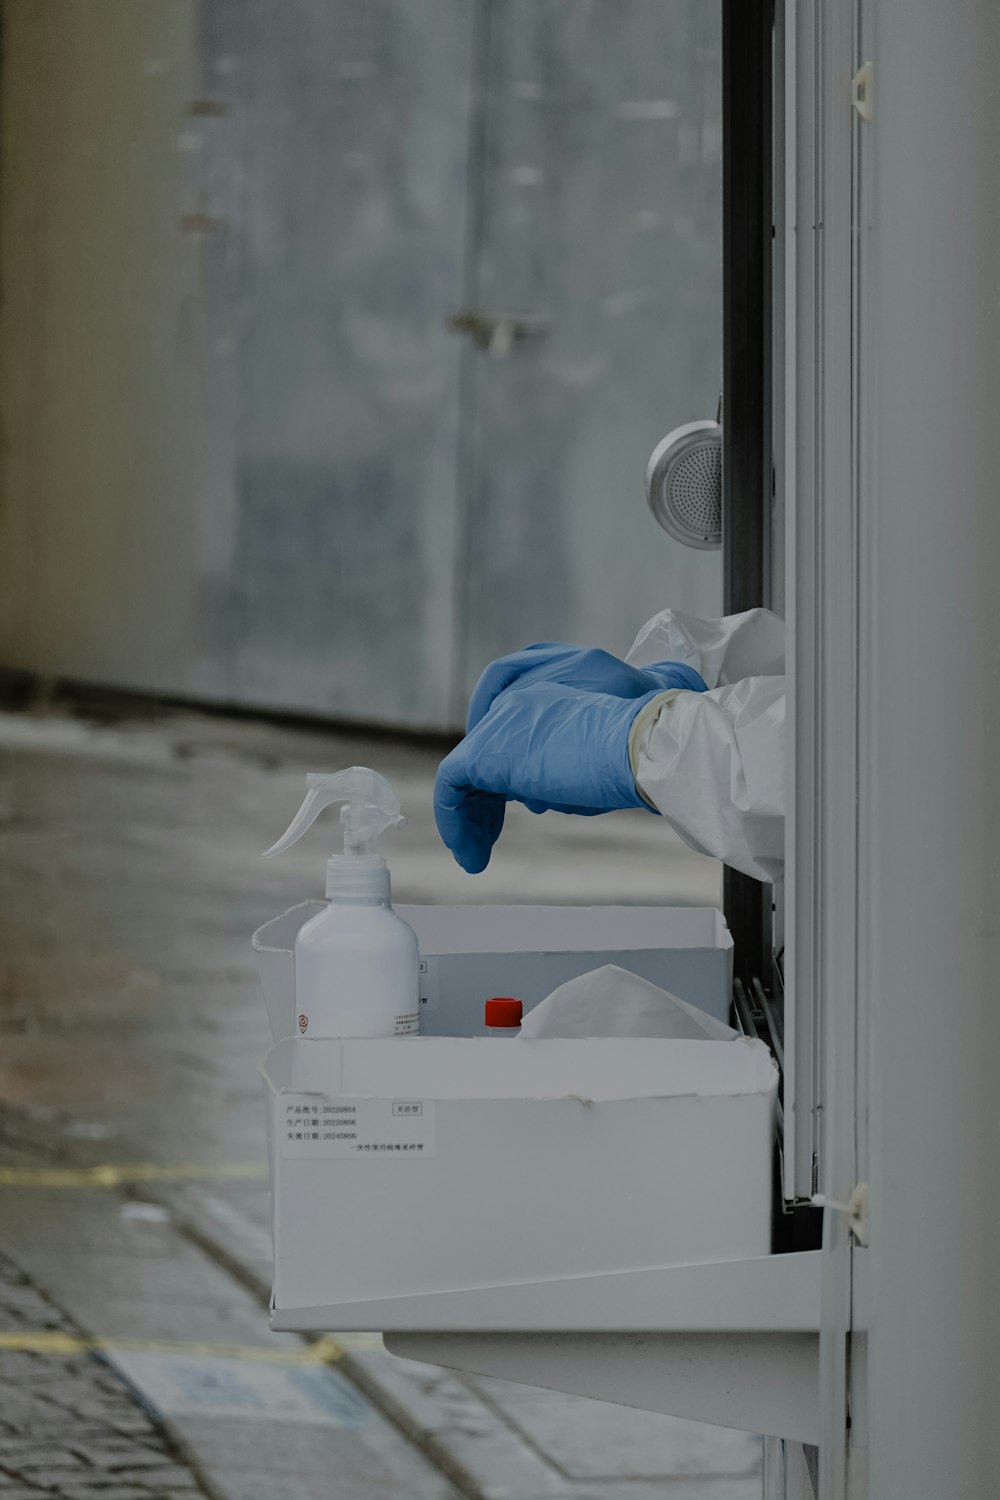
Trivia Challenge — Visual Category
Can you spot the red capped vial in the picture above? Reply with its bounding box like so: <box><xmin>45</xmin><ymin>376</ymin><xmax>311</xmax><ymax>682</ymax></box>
<box><xmin>484</xmin><ymin>997</ymin><xmax>523</xmax><ymax>1037</ymax></box>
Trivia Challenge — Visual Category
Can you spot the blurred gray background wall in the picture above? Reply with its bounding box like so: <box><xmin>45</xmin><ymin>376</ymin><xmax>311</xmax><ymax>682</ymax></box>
<box><xmin>0</xmin><ymin>0</ymin><xmax>721</xmax><ymax>732</ymax></box>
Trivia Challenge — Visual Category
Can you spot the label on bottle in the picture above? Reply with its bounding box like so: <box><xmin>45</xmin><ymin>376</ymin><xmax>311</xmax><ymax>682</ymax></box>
<box><xmin>394</xmin><ymin>1011</ymin><xmax>420</xmax><ymax>1036</ymax></box>
<box><xmin>279</xmin><ymin>1095</ymin><xmax>437</xmax><ymax>1159</ymax></box>
<box><xmin>418</xmin><ymin>956</ymin><xmax>439</xmax><ymax>1011</ymax></box>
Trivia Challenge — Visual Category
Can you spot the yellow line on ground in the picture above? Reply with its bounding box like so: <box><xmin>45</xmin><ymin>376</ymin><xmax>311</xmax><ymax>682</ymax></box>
<box><xmin>0</xmin><ymin>1162</ymin><xmax>267</xmax><ymax>1188</ymax></box>
<box><xmin>0</xmin><ymin>1330</ymin><xmax>346</xmax><ymax>1364</ymax></box>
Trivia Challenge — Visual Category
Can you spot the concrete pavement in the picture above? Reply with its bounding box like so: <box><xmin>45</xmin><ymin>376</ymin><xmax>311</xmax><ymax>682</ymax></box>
<box><xmin>0</xmin><ymin>692</ymin><xmax>759</xmax><ymax>1499</ymax></box>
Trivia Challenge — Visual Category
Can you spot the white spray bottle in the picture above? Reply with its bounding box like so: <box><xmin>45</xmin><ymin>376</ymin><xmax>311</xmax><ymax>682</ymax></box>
<box><xmin>263</xmin><ymin>767</ymin><xmax>420</xmax><ymax>1039</ymax></box>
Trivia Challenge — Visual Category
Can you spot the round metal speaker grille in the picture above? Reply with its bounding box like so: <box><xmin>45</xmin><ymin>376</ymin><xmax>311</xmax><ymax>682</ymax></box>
<box><xmin>645</xmin><ymin>421</ymin><xmax>722</xmax><ymax>550</ymax></box>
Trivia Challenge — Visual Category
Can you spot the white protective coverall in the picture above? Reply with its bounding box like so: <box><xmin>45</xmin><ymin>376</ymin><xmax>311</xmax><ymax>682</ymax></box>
<box><xmin>625</xmin><ymin>607</ymin><xmax>786</xmax><ymax>883</ymax></box>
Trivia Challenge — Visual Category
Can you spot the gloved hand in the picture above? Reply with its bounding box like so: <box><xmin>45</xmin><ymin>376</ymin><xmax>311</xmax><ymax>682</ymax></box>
<box><xmin>435</xmin><ymin>681</ymin><xmax>670</xmax><ymax>874</ymax></box>
<box><xmin>466</xmin><ymin>643</ymin><xmax>706</xmax><ymax>731</ymax></box>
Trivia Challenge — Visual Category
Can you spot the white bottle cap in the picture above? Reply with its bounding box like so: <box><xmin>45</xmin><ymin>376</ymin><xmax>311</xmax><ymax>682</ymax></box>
<box><xmin>325</xmin><ymin>853</ymin><xmax>390</xmax><ymax>903</ymax></box>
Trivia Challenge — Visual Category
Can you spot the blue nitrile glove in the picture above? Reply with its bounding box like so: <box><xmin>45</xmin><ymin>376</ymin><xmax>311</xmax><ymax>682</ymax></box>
<box><xmin>435</xmin><ymin>681</ymin><xmax>671</xmax><ymax>874</ymax></box>
<box><xmin>465</xmin><ymin>643</ymin><xmax>706</xmax><ymax>731</ymax></box>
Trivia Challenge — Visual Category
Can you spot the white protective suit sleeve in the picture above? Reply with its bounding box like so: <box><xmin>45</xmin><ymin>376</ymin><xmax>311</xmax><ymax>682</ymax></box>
<box><xmin>626</xmin><ymin>605</ymin><xmax>785</xmax><ymax>686</ymax></box>
<box><xmin>624</xmin><ymin>607</ymin><xmax>786</xmax><ymax>883</ymax></box>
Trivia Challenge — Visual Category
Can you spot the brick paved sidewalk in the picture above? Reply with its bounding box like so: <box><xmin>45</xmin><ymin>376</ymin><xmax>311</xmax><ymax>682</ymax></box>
<box><xmin>0</xmin><ymin>1254</ymin><xmax>209</xmax><ymax>1499</ymax></box>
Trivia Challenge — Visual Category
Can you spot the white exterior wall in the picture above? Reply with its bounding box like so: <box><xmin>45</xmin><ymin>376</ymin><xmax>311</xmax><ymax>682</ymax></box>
<box><xmin>863</xmin><ymin>0</ymin><xmax>1000</xmax><ymax>1492</ymax></box>
<box><xmin>0</xmin><ymin>1</ymin><xmax>723</xmax><ymax>731</ymax></box>
<box><xmin>0</xmin><ymin>2</ymin><xmax>204</xmax><ymax>696</ymax></box>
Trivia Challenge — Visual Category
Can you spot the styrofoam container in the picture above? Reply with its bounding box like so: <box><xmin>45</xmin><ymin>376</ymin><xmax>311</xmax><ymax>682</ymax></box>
<box><xmin>253</xmin><ymin>903</ymin><xmax>734</xmax><ymax>1042</ymax></box>
<box><xmin>256</xmin><ymin>901</ymin><xmax>773</xmax><ymax>1333</ymax></box>
<box><xmin>262</xmin><ymin>1033</ymin><xmax>776</xmax><ymax>1330</ymax></box>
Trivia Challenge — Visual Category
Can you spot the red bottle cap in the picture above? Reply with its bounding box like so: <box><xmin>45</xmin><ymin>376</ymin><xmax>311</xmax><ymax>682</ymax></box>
<box><xmin>484</xmin><ymin>997</ymin><xmax>523</xmax><ymax>1028</ymax></box>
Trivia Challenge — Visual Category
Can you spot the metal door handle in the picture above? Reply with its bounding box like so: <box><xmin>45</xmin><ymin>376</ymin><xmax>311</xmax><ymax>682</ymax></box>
<box><xmin>445</xmin><ymin>309</ymin><xmax>548</xmax><ymax>357</ymax></box>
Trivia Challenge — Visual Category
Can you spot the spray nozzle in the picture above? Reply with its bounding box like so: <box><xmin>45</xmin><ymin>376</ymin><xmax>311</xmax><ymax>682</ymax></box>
<box><xmin>263</xmin><ymin>767</ymin><xmax>406</xmax><ymax>862</ymax></box>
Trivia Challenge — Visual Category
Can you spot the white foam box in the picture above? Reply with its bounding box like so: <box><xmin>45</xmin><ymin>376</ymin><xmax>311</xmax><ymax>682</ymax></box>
<box><xmin>254</xmin><ymin>903</ymin><xmax>734</xmax><ymax>1043</ymax></box>
<box><xmin>256</xmin><ymin>901</ymin><xmax>773</xmax><ymax>1332</ymax></box>
<box><xmin>262</xmin><ymin>1032</ymin><xmax>777</xmax><ymax>1332</ymax></box>
<box><xmin>402</xmin><ymin>904</ymin><xmax>734</xmax><ymax>1035</ymax></box>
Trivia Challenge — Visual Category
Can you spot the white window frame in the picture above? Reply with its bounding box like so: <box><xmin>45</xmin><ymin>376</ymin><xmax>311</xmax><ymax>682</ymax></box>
<box><xmin>782</xmin><ymin>0</ymin><xmax>861</xmax><ymax>1214</ymax></box>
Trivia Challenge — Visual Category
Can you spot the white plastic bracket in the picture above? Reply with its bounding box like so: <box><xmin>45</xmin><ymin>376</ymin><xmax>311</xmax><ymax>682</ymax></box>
<box><xmin>812</xmin><ymin>1182</ymin><xmax>870</xmax><ymax>1246</ymax></box>
<box><xmin>851</xmin><ymin>61</ymin><xmax>874</xmax><ymax>123</ymax></box>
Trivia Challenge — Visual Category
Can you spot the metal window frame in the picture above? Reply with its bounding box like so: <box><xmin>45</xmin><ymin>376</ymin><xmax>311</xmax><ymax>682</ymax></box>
<box><xmin>783</xmin><ymin>0</ymin><xmax>859</xmax><ymax>1224</ymax></box>
<box><xmin>725</xmin><ymin>0</ymin><xmax>862</xmax><ymax>1226</ymax></box>
<box><xmin>721</xmin><ymin>0</ymin><xmax>774</xmax><ymax>989</ymax></box>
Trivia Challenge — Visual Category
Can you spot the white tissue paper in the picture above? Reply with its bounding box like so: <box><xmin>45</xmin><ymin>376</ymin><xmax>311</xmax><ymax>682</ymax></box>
<box><xmin>519</xmin><ymin>963</ymin><xmax>739</xmax><ymax>1041</ymax></box>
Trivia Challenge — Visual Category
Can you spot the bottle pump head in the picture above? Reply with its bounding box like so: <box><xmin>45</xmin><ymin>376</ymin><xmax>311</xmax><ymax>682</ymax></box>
<box><xmin>262</xmin><ymin>767</ymin><xmax>406</xmax><ymax>902</ymax></box>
